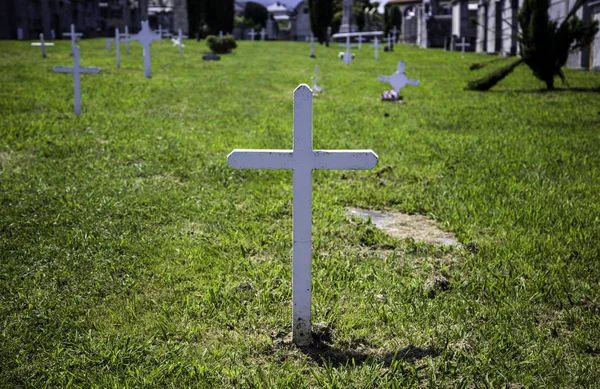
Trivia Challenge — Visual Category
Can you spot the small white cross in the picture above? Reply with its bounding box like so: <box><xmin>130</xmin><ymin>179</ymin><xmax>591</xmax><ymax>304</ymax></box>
<box><xmin>260</xmin><ymin>28</ymin><xmax>266</xmax><ymax>41</ymax></box>
<box><xmin>392</xmin><ymin>26</ymin><xmax>398</xmax><ymax>42</ymax></box>
<box><xmin>63</xmin><ymin>24</ymin><xmax>83</xmax><ymax>49</ymax></box>
<box><xmin>339</xmin><ymin>35</ymin><xmax>357</xmax><ymax>65</ymax></box>
<box><xmin>227</xmin><ymin>85</ymin><xmax>378</xmax><ymax>346</ymax></box>
<box><xmin>106</xmin><ymin>38</ymin><xmax>114</xmax><ymax>51</ymax></box>
<box><xmin>384</xmin><ymin>33</ymin><xmax>394</xmax><ymax>51</ymax></box>
<box><xmin>247</xmin><ymin>29</ymin><xmax>256</xmax><ymax>42</ymax></box>
<box><xmin>456</xmin><ymin>37</ymin><xmax>471</xmax><ymax>59</ymax></box>
<box><xmin>378</xmin><ymin>61</ymin><xmax>420</xmax><ymax>95</ymax></box>
<box><xmin>132</xmin><ymin>21</ymin><xmax>161</xmax><ymax>78</ymax></box>
<box><xmin>120</xmin><ymin>26</ymin><xmax>130</xmax><ymax>54</ymax></box>
<box><xmin>370</xmin><ymin>36</ymin><xmax>379</xmax><ymax>60</ymax></box>
<box><xmin>52</xmin><ymin>46</ymin><xmax>100</xmax><ymax>115</ymax></box>
<box><xmin>50</xmin><ymin>29</ymin><xmax>55</xmax><ymax>40</ymax></box>
<box><xmin>172</xmin><ymin>28</ymin><xmax>188</xmax><ymax>54</ymax></box>
<box><xmin>219</xmin><ymin>31</ymin><xmax>223</xmax><ymax>41</ymax></box>
<box><xmin>356</xmin><ymin>34</ymin><xmax>364</xmax><ymax>50</ymax></box>
<box><xmin>31</xmin><ymin>33</ymin><xmax>54</xmax><ymax>58</ymax></box>
<box><xmin>155</xmin><ymin>25</ymin><xmax>164</xmax><ymax>43</ymax></box>
<box><xmin>309</xmin><ymin>34</ymin><xmax>315</xmax><ymax>58</ymax></box>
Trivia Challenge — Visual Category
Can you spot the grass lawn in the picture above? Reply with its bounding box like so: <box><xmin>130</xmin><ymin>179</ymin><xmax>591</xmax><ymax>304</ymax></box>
<box><xmin>1</xmin><ymin>37</ymin><xmax>600</xmax><ymax>387</ymax></box>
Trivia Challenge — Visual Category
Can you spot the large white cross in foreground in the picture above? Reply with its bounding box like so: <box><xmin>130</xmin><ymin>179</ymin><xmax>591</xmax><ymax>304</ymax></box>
<box><xmin>53</xmin><ymin>46</ymin><xmax>100</xmax><ymax>115</ymax></box>
<box><xmin>378</xmin><ymin>61</ymin><xmax>420</xmax><ymax>95</ymax></box>
<box><xmin>132</xmin><ymin>21</ymin><xmax>161</xmax><ymax>78</ymax></box>
<box><xmin>31</xmin><ymin>33</ymin><xmax>54</xmax><ymax>58</ymax></box>
<box><xmin>228</xmin><ymin>85</ymin><xmax>378</xmax><ymax>346</ymax></box>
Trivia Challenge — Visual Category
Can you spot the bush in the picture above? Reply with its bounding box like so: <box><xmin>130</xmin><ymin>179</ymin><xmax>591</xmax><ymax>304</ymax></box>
<box><xmin>206</xmin><ymin>35</ymin><xmax>237</xmax><ymax>54</ymax></box>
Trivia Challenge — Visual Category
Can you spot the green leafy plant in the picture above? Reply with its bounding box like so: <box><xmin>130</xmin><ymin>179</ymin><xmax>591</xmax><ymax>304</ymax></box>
<box><xmin>206</xmin><ymin>34</ymin><xmax>237</xmax><ymax>54</ymax></box>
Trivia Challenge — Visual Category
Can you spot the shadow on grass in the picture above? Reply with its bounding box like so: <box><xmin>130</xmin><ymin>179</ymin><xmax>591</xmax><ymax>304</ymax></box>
<box><xmin>287</xmin><ymin>328</ymin><xmax>441</xmax><ymax>368</ymax></box>
<box><xmin>485</xmin><ymin>86</ymin><xmax>600</xmax><ymax>94</ymax></box>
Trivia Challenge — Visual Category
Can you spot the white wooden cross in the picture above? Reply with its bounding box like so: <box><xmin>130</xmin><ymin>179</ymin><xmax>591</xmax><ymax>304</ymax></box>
<box><xmin>309</xmin><ymin>34</ymin><xmax>316</xmax><ymax>58</ymax></box>
<box><xmin>155</xmin><ymin>25</ymin><xmax>164</xmax><ymax>43</ymax></box>
<box><xmin>52</xmin><ymin>46</ymin><xmax>100</xmax><ymax>116</ymax></box>
<box><xmin>227</xmin><ymin>84</ymin><xmax>378</xmax><ymax>346</ymax></box>
<box><xmin>356</xmin><ymin>34</ymin><xmax>364</xmax><ymax>50</ymax></box>
<box><xmin>115</xmin><ymin>28</ymin><xmax>121</xmax><ymax>67</ymax></box>
<box><xmin>132</xmin><ymin>20</ymin><xmax>161</xmax><ymax>78</ymax></box>
<box><xmin>172</xmin><ymin>28</ymin><xmax>188</xmax><ymax>54</ymax></box>
<box><xmin>392</xmin><ymin>26</ymin><xmax>398</xmax><ymax>42</ymax></box>
<box><xmin>339</xmin><ymin>35</ymin><xmax>357</xmax><ymax>65</ymax></box>
<box><xmin>384</xmin><ymin>33</ymin><xmax>394</xmax><ymax>51</ymax></box>
<box><xmin>219</xmin><ymin>31</ymin><xmax>223</xmax><ymax>41</ymax></box>
<box><xmin>17</xmin><ymin>28</ymin><xmax>24</xmax><ymax>41</ymax></box>
<box><xmin>50</xmin><ymin>29</ymin><xmax>56</xmax><ymax>40</ymax></box>
<box><xmin>260</xmin><ymin>28</ymin><xmax>266</xmax><ymax>41</ymax></box>
<box><xmin>121</xmin><ymin>26</ymin><xmax>130</xmax><ymax>54</ymax></box>
<box><xmin>247</xmin><ymin>29</ymin><xmax>256</xmax><ymax>42</ymax></box>
<box><xmin>106</xmin><ymin>38</ymin><xmax>114</xmax><ymax>51</ymax></box>
<box><xmin>63</xmin><ymin>24</ymin><xmax>83</xmax><ymax>48</ymax></box>
<box><xmin>456</xmin><ymin>37</ymin><xmax>471</xmax><ymax>59</ymax></box>
<box><xmin>371</xmin><ymin>36</ymin><xmax>379</xmax><ymax>60</ymax></box>
<box><xmin>31</xmin><ymin>33</ymin><xmax>54</xmax><ymax>58</ymax></box>
<box><xmin>378</xmin><ymin>61</ymin><xmax>420</xmax><ymax>95</ymax></box>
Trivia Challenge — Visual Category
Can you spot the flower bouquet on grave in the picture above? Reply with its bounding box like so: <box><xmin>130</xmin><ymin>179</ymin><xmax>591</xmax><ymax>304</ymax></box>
<box><xmin>381</xmin><ymin>90</ymin><xmax>403</xmax><ymax>102</ymax></box>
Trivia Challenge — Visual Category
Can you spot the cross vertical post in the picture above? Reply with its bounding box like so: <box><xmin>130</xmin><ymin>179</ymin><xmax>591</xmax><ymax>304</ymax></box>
<box><xmin>227</xmin><ymin>85</ymin><xmax>378</xmax><ymax>346</ymax></box>
<box><xmin>371</xmin><ymin>36</ymin><xmax>379</xmax><ymax>60</ymax></box>
<box><xmin>339</xmin><ymin>35</ymin><xmax>357</xmax><ymax>64</ymax></box>
<box><xmin>31</xmin><ymin>33</ymin><xmax>54</xmax><ymax>58</ymax></box>
<box><xmin>309</xmin><ymin>34</ymin><xmax>315</xmax><ymax>58</ymax></box>
<box><xmin>116</xmin><ymin>28</ymin><xmax>121</xmax><ymax>67</ymax></box>
<box><xmin>124</xmin><ymin>26</ymin><xmax>130</xmax><ymax>53</ymax></box>
<box><xmin>356</xmin><ymin>34</ymin><xmax>364</xmax><ymax>50</ymax></box>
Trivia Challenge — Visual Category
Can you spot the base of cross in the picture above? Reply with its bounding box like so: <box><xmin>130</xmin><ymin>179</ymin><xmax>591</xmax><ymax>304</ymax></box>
<box><xmin>381</xmin><ymin>90</ymin><xmax>405</xmax><ymax>103</ymax></box>
<box><xmin>309</xmin><ymin>54</ymin><xmax>316</xmax><ymax>58</ymax></box>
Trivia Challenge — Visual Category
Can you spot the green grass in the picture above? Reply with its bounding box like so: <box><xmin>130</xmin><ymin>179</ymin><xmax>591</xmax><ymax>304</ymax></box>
<box><xmin>1</xmin><ymin>38</ymin><xmax>600</xmax><ymax>387</ymax></box>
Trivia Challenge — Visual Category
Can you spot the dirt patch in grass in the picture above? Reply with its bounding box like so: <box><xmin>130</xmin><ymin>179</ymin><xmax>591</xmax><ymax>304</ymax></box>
<box><xmin>346</xmin><ymin>208</ymin><xmax>460</xmax><ymax>247</ymax></box>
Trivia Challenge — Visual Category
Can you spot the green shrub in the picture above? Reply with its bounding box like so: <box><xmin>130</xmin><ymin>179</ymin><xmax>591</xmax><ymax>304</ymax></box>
<box><xmin>206</xmin><ymin>35</ymin><xmax>237</xmax><ymax>54</ymax></box>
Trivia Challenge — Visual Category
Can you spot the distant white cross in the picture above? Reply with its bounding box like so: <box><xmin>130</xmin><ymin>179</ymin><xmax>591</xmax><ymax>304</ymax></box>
<box><xmin>115</xmin><ymin>28</ymin><xmax>121</xmax><ymax>67</ymax></box>
<box><xmin>456</xmin><ymin>37</ymin><xmax>471</xmax><ymax>59</ymax></box>
<box><xmin>50</xmin><ymin>29</ymin><xmax>55</xmax><ymax>40</ymax></box>
<box><xmin>132</xmin><ymin>20</ymin><xmax>161</xmax><ymax>78</ymax></box>
<box><xmin>155</xmin><ymin>25</ymin><xmax>163</xmax><ymax>43</ymax></box>
<box><xmin>339</xmin><ymin>35</ymin><xmax>357</xmax><ymax>65</ymax></box>
<box><xmin>356</xmin><ymin>34</ymin><xmax>364</xmax><ymax>50</ymax></box>
<box><xmin>309</xmin><ymin>34</ymin><xmax>315</xmax><ymax>58</ymax></box>
<box><xmin>52</xmin><ymin>46</ymin><xmax>100</xmax><ymax>115</ymax></box>
<box><xmin>31</xmin><ymin>33</ymin><xmax>54</xmax><ymax>58</ymax></box>
<box><xmin>392</xmin><ymin>26</ymin><xmax>398</xmax><ymax>42</ymax></box>
<box><xmin>247</xmin><ymin>29</ymin><xmax>256</xmax><ymax>42</ymax></box>
<box><xmin>106</xmin><ymin>38</ymin><xmax>114</xmax><ymax>51</ymax></box>
<box><xmin>227</xmin><ymin>84</ymin><xmax>378</xmax><ymax>346</ymax></box>
<box><xmin>172</xmin><ymin>28</ymin><xmax>188</xmax><ymax>54</ymax></box>
<box><xmin>17</xmin><ymin>28</ymin><xmax>23</xmax><ymax>41</ymax></box>
<box><xmin>378</xmin><ymin>61</ymin><xmax>420</xmax><ymax>95</ymax></box>
<box><xmin>121</xmin><ymin>26</ymin><xmax>130</xmax><ymax>54</ymax></box>
<box><xmin>219</xmin><ymin>31</ymin><xmax>223</xmax><ymax>41</ymax></box>
<box><xmin>260</xmin><ymin>28</ymin><xmax>266</xmax><ymax>41</ymax></box>
<box><xmin>63</xmin><ymin>24</ymin><xmax>83</xmax><ymax>48</ymax></box>
<box><xmin>384</xmin><ymin>33</ymin><xmax>394</xmax><ymax>51</ymax></box>
<box><xmin>371</xmin><ymin>36</ymin><xmax>379</xmax><ymax>60</ymax></box>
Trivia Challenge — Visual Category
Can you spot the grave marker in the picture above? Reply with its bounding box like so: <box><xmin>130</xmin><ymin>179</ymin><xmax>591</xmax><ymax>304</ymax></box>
<box><xmin>31</xmin><ymin>33</ymin><xmax>54</xmax><ymax>58</ymax></box>
<box><xmin>63</xmin><ymin>24</ymin><xmax>83</xmax><ymax>48</ymax></box>
<box><xmin>17</xmin><ymin>28</ymin><xmax>23</xmax><ymax>40</ymax></box>
<box><xmin>121</xmin><ymin>26</ymin><xmax>130</xmax><ymax>53</ymax></box>
<box><xmin>106</xmin><ymin>38</ymin><xmax>114</xmax><ymax>51</ymax></box>
<box><xmin>339</xmin><ymin>35</ymin><xmax>357</xmax><ymax>64</ymax></box>
<box><xmin>50</xmin><ymin>29</ymin><xmax>55</xmax><ymax>40</ymax></box>
<box><xmin>392</xmin><ymin>26</ymin><xmax>398</xmax><ymax>42</ymax></box>
<box><xmin>247</xmin><ymin>29</ymin><xmax>256</xmax><ymax>42</ymax></box>
<box><xmin>371</xmin><ymin>36</ymin><xmax>379</xmax><ymax>60</ymax></box>
<box><xmin>227</xmin><ymin>85</ymin><xmax>378</xmax><ymax>346</ymax></box>
<box><xmin>132</xmin><ymin>21</ymin><xmax>161</xmax><ymax>78</ymax></box>
<box><xmin>456</xmin><ymin>37</ymin><xmax>470</xmax><ymax>59</ymax></box>
<box><xmin>384</xmin><ymin>33</ymin><xmax>394</xmax><ymax>51</ymax></box>
<box><xmin>378</xmin><ymin>60</ymin><xmax>420</xmax><ymax>96</ymax></box>
<box><xmin>356</xmin><ymin>34</ymin><xmax>364</xmax><ymax>50</ymax></box>
<box><xmin>309</xmin><ymin>34</ymin><xmax>316</xmax><ymax>58</ymax></box>
<box><xmin>260</xmin><ymin>28</ymin><xmax>266</xmax><ymax>41</ymax></box>
<box><xmin>52</xmin><ymin>46</ymin><xmax>100</xmax><ymax>115</ymax></box>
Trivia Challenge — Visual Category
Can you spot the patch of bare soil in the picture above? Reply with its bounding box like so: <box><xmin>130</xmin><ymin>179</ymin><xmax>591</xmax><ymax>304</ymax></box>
<box><xmin>346</xmin><ymin>208</ymin><xmax>460</xmax><ymax>247</ymax></box>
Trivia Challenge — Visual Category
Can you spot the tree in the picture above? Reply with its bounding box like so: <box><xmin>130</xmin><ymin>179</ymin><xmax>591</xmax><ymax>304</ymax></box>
<box><xmin>205</xmin><ymin>0</ymin><xmax>235</xmax><ymax>35</ymax></box>
<box><xmin>244</xmin><ymin>2</ymin><xmax>268</xmax><ymax>29</ymax></box>
<box><xmin>389</xmin><ymin>5</ymin><xmax>402</xmax><ymax>34</ymax></box>
<box><xmin>467</xmin><ymin>0</ymin><xmax>598</xmax><ymax>90</ymax></box>
<box><xmin>518</xmin><ymin>0</ymin><xmax>598</xmax><ymax>89</ymax></box>
<box><xmin>308</xmin><ymin>0</ymin><xmax>335</xmax><ymax>44</ymax></box>
<box><xmin>187</xmin><ymin>0</ymin><xmax>206</xmax><ymax>39</ymax></box>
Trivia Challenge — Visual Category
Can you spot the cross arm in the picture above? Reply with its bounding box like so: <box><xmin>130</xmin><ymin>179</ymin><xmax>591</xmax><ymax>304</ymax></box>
<box><xmin>313</xmin><ymin>150</ymin><xmax>378</xmax><ymax>170</ymax></box>
<box><xmin>31</xmin><ymin>43</ymin><xmax>55</xmax><ymax>47</ymax></box>
<box><xmin>228</xmin><ymin>149</ymin><xmax>294</xmax><ymax>170</ymax></box>
<box><xmin>80</xmin><ymin>67</ymin><xmax>101</xmax><ymax>74</ymax></box>
<box><xmin>53</xmin><ymin>66</ymin><xmax>74</xmax><ymax>73</ymax></box>
<box><xmin>377</xmin><ymin>75</ymin><xmax>391</xmax><ymax>83</ymax></box>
